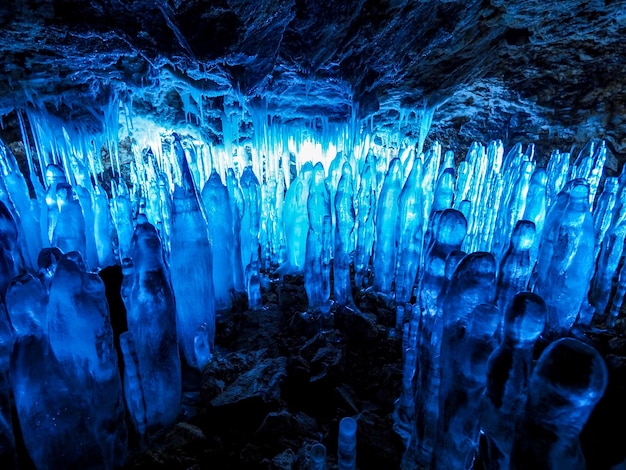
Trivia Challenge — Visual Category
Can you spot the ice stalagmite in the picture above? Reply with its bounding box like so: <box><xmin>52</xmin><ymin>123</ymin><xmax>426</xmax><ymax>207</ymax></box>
<box><xmin>511</xmin><ymin>338</ymin><xmax>607</xmax><ymax>469</ymax></box>
<box><xmin>305</xmin><ymin>162</ymin><xmax>331</xmax><ymax>311</ymax></box>
<box><xmin>0</xmin><ymin>201</ymin><xmax>20</xmax><ymax>295</ymax></box>
<box><xmin>338</xmin><ymin>417</ymin><xmax>357</xmax><ymax>470</ymax></box>
<box><xmin>72</xmin><ymin>159</ymin><xmax>99</xmax><ymax>269</ymax></box>
<box><xmin>354</xmin><ymin>155</ymin><xmax>376</xmax><ymax>288</ymax></box>
<box><xmin>280</xmin><ymin>162</ymin><xmax>313</xmax><ymax>275</ymax></box>
<box><xmin>52</xmin><ymin>183</ymin><xmax>87</xmax><ymax>260</ymax></box>
<box><xmin>47</xmin><ymin>255</ymin><xmax>127</xmax><ymax>468</ymax></box>
<box><xmin>434</xmin><ymin>252</ymin><xmax>498</xmax><ymax>469</ymax></box>
<box><xmin>241</xmin><ymin>166</ymin><xmax>262</xmax><ymax>307</ymax></box>
<box><xmin>495</xmin><ymin>220</ymin><xmax>536</xmax><ymax>315</ymax></box>
<box><xmin>482</xmin><ymin>292</ymin><xmax>546</xmax><ymax>469</ymax></box>
<box><xmin>590</xmin><ymin>182</ymin><xmax>626</xmax><ymax>325</ymax></box>
<box><xmin>395</xmin><ymin>151</ymin><xmax>424</xmax><ymax>305</ymax></box>
<box><xmin>226</xmin><ymin>168</ymin><xmax>245</xmax><ymax>292</ymax></box>
<box><xmin>592</xmin><ymin>176</ymin><xmax>618</xmax><ymax>263</ymax></box>
<box><xmin>372</xmin><ymin>158</ymin><xmax>403</xmax><ymax>295</ymax></box>
<box><xmin>202</xmin><ymin>170</ymin><xmax>235</xmax><ymax>310</ymax></box>
<box><xmin>36</xmin><ymin>246</ymin><xmax>62</xmax><ymax>290</ymax></box>
<box><xmin>334</xmin><ymin>162</ymin><xmax>356</xmax><ymax>307</ymax></box>
<box><xmin>120</xmin><ymin>216</ymin><xmax>181</xmax><ymax>436</ymax></box>
<box><xmin>409</xmin><ymin>208</ymin><xmax>467</xmax><ymax>469</ymax></box>
<box><xmin>0</xmin><ymin>142</ymin><xmax>41</xmax><ymax>270</ymax></box>
<box><xmin>9</xmin><ymin>274</ymin><xmax>103</xmax><ymax>470</ymax></box>
<box><xmin>111</xmin><ymin>179</ymin><xmax>134</xmax><ymax>263</ymax></box>
<box><xmin>327</xmin><ymin>151</ymin><xmax>347</xmax><ymax>259</ymax></box>
<box><xmin>170</xmin><ymin>134</ymin><xmax>215</xmax><ymax>369</ymax></box>
<box><xmin>431</xmin><ymin>167</ymin><xmax>455</xmax><ymax>213</ymax></box>
<box><xmin>43</xmin><ymin>164</ymin><xmax>66</xmax><ymax>245</ymax></box>
<box><xmin>4</xmin><ymin>275</ymin><xmax>43</xmax><ymax>467</ymax></box>
<box><xmin>93</xmin><ymin>184</ymin><xmax>117</xmax><ymax>267</ymax></box>
<box><xmin>535</xmin><ymin>179</ymin><xmax>594</xmax><ymax>334</ymax></box>
<box><xmin>522</xmin><ymin>168</ymin><xmax>548</xmax><ymax>263</ymax></box>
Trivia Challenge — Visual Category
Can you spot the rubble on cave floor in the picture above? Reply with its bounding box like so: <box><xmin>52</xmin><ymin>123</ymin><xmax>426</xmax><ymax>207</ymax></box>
<box><xmin>124</xmin><ymin>274</ymin><xmax>404</xmax><ymax>470</ymax></box>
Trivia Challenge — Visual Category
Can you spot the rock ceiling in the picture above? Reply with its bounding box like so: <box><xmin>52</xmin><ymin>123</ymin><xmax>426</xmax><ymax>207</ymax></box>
<box><xmin>0</xmin><ymin>0</ymin><xmax>625</xmax><ymax>161</ymax></box>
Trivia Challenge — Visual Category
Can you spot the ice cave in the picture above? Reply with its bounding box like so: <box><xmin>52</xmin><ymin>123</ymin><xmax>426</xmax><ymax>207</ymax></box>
<box><xmin>0</xmin><ymin>1</ymin><xmax>626</xmax><ymax>469</ymax></box>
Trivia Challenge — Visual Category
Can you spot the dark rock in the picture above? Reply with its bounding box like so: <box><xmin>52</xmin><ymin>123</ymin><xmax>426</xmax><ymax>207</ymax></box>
<box><xmin>310</xmin><ymin>346</ymin><xmax>344</xmax><ymax>384</ymax></box>
<box><xmin>334</xmin><ymin>308</ymin><xmax>378</xmax><ymax>344</ymax></box>
<box><xmin>582</xmin><ymin>352</ymin><xmax>626</xmax><ymax>468</ymax></box>
<box><xmin>2</xmin><ymin>0</ymin><xmax>626</xmax><ymax>174</ymax></box>
<box><xmin>211</xmin><ymin>355</ymin><xmax>287</xmax><ymax>409</ymax></box>
<box><xmin>334</xmin><ymin>384</ymin><xmax>360</xmax><ymax>415</ymax></box>
<box><xmin>270</xmin><ymin>448</ymin><xmax>296</xmax><ymax>470</ymax></box>
<box><xmin>355</xmin><ymin>411</ymin><xmax>405</xmax><ymax>470</ymax></box>
<box><xmin>255</xmin><ymin>410</ymin><xmax>320</xmax><ymax>448</ymax></box>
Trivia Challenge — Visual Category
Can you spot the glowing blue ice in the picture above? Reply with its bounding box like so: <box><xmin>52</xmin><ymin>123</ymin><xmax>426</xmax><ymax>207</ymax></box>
<box><xmin>120</xmin><ymin>217</ymin><xmax>181</xmax><ymax>436</ymax></box>
<box><xmin>0</xmin><ymin>102</ymin><xmax>619</xmax><ymax>469</ymax></box>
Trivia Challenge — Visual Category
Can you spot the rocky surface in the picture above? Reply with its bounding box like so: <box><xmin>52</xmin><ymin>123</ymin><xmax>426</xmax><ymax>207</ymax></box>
<box><xmin>0</xmin><ymin>1</ymin><xmax>625</xmax><ymax>158</ymax></box>
<box><xmin>124</xmin><ymin>274</ymin><xmax>406</xmax><ymax>469</ymax></box>
<box><xmin>112</xmin><ymin>274</ymin><xmax>626</xmax><ymax>469</ymax></box>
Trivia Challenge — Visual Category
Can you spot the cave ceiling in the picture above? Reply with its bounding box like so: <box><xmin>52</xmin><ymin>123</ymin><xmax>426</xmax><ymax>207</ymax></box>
<box><xmin>0</xmin><ymin>0</ymin><xmax>625</xmax><ymax>160</ymax></box>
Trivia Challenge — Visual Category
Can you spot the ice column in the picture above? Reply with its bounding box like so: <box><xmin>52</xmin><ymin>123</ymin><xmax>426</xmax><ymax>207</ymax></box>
<box><xmin>410</xmin><ymin>208</ymin><xmax>467</xmax><ymax>468</ymax></box>
<box><xmin>241</xmin><ymin>166</ymin><xmax>262</xmax><ymax>307</ymax></box>
<box><xmin>170</xmin><ymin>134</ymin><xmax>215</xmax><ymax>368</ymax></box>
<box><xmin>434</xmin><ymin>252</ymin><xmax>498</xmax><ymax>469</ymax></box>
<box><xmin>338</xmin><ymin>417</ymin><xmax>357</xmax><ymax>470</ymax></box>
<box><xmin>333</xmin><ymin>162</ymin><xmax>356</xmax><ymax>308</ymax></box>
<box><xmin>482</xmin><ymin>292</ymin><xmax>546</xmax><ymax>468</ymax></box>
<box><xmin>354</xmin><ymin>155</ymin><xmax>377</xmax><ymax>288</ymax></box>
<box><xmin>279</xmin><ymin>162</ymin><xmax>313</xmax><ymax>275</ymax></box>
<box><xmin>372</xmin><ymin>158</ymin><xmax>403</xmax><ymax>295</ymax></box>
<box><xmin>510</xmin><ymin>338</ymin><xmax>608</xmax><ymax>469</ymax></box>
<box><xmin>120</xmin><ymin>216</ymin><xmax>181</xmax><ymax>436</ymax></box>
<box><xmin>305</xmin><ymin>162</ymin><xmax>331</xmax><ymax>311</ymax></box>
<box><xmin>535</xmin><ymin>179</ymin><xmax>594</xmax><ymax>334</ymax></box>
<box><xmin>395</xmin><ymin>151</ymin><xmax>424</xmax><ymax>305</ymax></box>
<box><xmin>202</xmin><ymin>170</ymin><xmax>235</xmax><ymax>310</ymax></box>
<box><xmin>52</xmin><ymin>183</ymin><xmax>87</xmax><ymax>260</ymax></box>
<box><xmin>226</xmin><ymin>168</ymin><xmax>246</xmax><ymax>292</ymax></box>
<box><xmin>0</xmin><ymin>201</ymin><xmax>20</xmax><ymax>295</ymax></box>
<box><xmin>47</xmin><ymin>254</ymin><xmax>128</xmax><ymax>468</ymax></box>
<box><xmin>495</xmin><ymin>220</ymin><xmax>536</xmax><ymax>315</ymax></box>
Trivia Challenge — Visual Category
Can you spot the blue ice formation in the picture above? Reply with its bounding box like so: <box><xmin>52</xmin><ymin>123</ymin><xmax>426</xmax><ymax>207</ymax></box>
<box><xmin>0</xmin><ymin>105</ymin><xmax>619</xmax><ymax>469</ymax></box>
<box><xmin>120</xmin><ymin>216</ymin><xmax>181</xmax><ymax>438</ymax></box>
<box><xmin>338</xmin><ymin>416</ymin><xmax>357</xmax><ymax>470</ymax></box>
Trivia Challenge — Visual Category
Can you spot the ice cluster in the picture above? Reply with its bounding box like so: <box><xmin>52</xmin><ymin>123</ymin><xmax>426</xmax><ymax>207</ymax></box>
<box><xmin>0</xmin><ymin>103</ymin><xmax>618</xmax><ymax>468</ymax></box>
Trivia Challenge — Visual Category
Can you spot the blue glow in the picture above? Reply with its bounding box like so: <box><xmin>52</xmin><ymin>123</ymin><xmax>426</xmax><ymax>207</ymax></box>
<box><xmin>0</xmin><ymin>98</ymin><xmax>619</xmax><ymax>468</ymax></box>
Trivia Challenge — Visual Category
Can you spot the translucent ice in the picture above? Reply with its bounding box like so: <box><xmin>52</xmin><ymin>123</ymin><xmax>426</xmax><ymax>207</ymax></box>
<box><xmin>120</xmin><ymin>217</ymin><xmax>181</xmax><ymax>435</ymax></box>
<box><xmin>482</xmin><ymin>292</ymin><xmax>546</xmax><ymax>468</ymax></box>
<box><xmin>372</xmin><ymin>158</ymin><xmax>403</xmax><ymax>294</ymax></box>
<box><xmin>202</xmin><ymin>171</ymin><xmax>235</xmax><ymax>310</ymax></box>
<box><xmin>47</xmin><ymin>254</ymin><xmax>127</xmax><ymax>467</ymax></box>
<box><xmin>333</xmin><ymin>162</ymin><xmax>356</xmax><ymax>307</ymax></box>
<box><xmin>395</xmin><ymin>151</ymin><xmax>424</xmax><ymax>305</ymax></box>
<box><xmin>535</xmin><ymin>180</ymin><xmax>595</xmax><ymax>334</ymax></box>
<box><xmin>354</xmin><ymin>155</ymin><xmax>377</xmax><ymax>288</ymax></box>
<box><xmin>52</xmin><ymin>184</ymin><xmax>87</xmax><ymax>260</ymax></box>
<box><xmin>305</xmin><ymin>163</ymin><xmax>331</xmax><ymax>311</ymax></box>
<box><xmin>495</xmin><ymin>220</ymin><xmax>536</xmax><ymax>314</ymax></box>
<box><xmin>511</xmin><ymin>338</ymin><xmax>607</xmax><ymax>469</ymax></box>
<box><xmin>338</xmin><ymin>416</ymin><xmax>357</xmax><ymax>470</ymax></box>
<box><xmin>170</xmin><ymin>134</ymin><xmax>215</xmax><ymax>368</ymax></box>
<box><xmin>410</xmin><ymin>208</ymin><xmax>467</xmax><ymax>468</ymax></box>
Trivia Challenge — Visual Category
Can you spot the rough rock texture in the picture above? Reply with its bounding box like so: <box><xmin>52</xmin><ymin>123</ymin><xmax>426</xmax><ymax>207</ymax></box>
<box><xmin>0</xmin><ymin>0</ymin><xmax>625</xmax><ymax>158</ymax></box>
<box><xmin>118</xmin><ymin>274</ymin><xmax>626</xmax><ymax>469</ymax></box>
